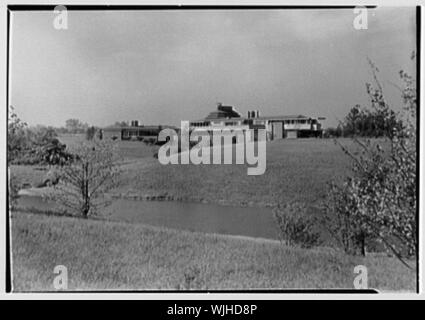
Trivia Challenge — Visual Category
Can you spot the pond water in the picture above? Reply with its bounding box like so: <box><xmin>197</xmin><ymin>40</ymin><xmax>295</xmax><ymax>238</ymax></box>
<box><xmin>17</xmin><ymin>195</ymin><xmax>278</xmax><ymax>240</ymax></box>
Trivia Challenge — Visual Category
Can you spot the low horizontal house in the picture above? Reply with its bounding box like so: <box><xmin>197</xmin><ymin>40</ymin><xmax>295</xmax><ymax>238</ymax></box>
<box><xmin>101</xmin><ymin>121</ymin><xmax>176</xmax><ymax>143</ymax></box>
<box><xmin>189</xmin><ymin>103</ymin><xmax>324</xmax><ymax>140</ymax></box>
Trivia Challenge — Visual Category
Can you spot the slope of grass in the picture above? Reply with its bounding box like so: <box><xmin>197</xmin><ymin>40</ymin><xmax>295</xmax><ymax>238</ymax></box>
<box><xmin>58</xmin><ymin>134</ymin><xmax>159</xmax><ymax>160</ymax></box>
<box><xmin>11</xmin><ymin>212</ymin><xmax>415</xmax><ymax>291</ymax></box>
<box><xmin>116</xmin><ymin>138</ymin><xmax>356</xmax><ymax>208</ymax></box>
<box><xmin>9</xmin><ymin>165</ymin><xmax>49</xmax><ymax>188</ymax></box>
<box><xmin>11</xmin><ymin>138</ymin><xmax>368</xmax><ymax>208</ymax></box>
<box><xmin>10</xmin><ymin>138</ymin><xmax>158</xmax><ymax>188</ymax></box>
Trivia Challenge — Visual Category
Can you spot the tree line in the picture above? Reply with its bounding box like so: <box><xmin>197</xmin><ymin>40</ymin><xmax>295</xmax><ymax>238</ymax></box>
<box><xmin>324</xmin><ymin>103</ymin><xmax>402</xmax><ymax>138</ymax></box>
<box><xmin>7</xmin><ymin>113</ymin><xmax>106</xmax><ymax>165</ymax></box>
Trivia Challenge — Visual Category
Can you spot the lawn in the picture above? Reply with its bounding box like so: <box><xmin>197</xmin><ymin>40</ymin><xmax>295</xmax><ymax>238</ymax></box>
<box><xmin>115</xmin><ymin>138</ymin><xmax>359</xmax><ymax>208</ymax></box>
<box><xmin>11</xmin><ymin>211</ymin><xmax>416</xmax><ymax>291</ymax></box>
<box><xmin>10</xmin><ymin>136</ymin><xmax>159</xmax><ymax>188</ymax></box>
<box><xmin>58</xmin><ymin>133</ymin><xmax>159</xmax><ymax>160</ymax></box>
<box><xmin>9</xmin><ymin>165</ymin><xmax>49</xmax><ymax>188</ymax></box>
<box><xmin>10</xmin><ymin>137</ymin><xmax>372</xmax><ymax>208</ymax></box>
<box><xmin>57</xmin><ymin>133</ymin><xmax>86</xmax><ymax>149</ymax></box>
<box><xmin>10</xmin><ymin>137</ymin><xmax>413</xmax><ymax>292</ymax></box>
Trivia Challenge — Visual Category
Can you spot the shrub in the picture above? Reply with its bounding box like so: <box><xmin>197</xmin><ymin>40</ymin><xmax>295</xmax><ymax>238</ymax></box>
<box><xmin>182</xmin><ymin>265</ymin><xmax>203</xmax><ymax>290</ymax></box>
<box><xmin>145</xmin><ymin>137</ymin><xmax>156</xmax><ymax>145</ymax></box>
<box><xmin>8</xmin><ymin>173</ymin><xmax>21</xmax><ymax>211</ymax></box>
<box><xmin>273</xmin><ymin>202</ymin><xmax>322</xmax><ymax>249</ymax></box>
<box><xmin>325</xmin><ymin>58</ymin><xmax>417</xmax><ymax>268</ymax></box>
<box><xmin>86</xmin><ymin>126</ymin><xmax>96</xmax><ymax>140</ymax></box>
<box><xmin>8</xmin><ymin>106</ymin><xmax>28</xmax><ymax>164</ymax></box>
<box><xmin>10</xmin><ymin>151</ymin><xmax>41</xmax><ymax>165</ymax></box>
<box><xmin>320</xmin><ymin>182</ymin><xmax>370</xmax><ymax>256</ymax></box>
<box><xmin>8</xmin><ymin>118</ymin><xmax>72</xmax><ymax>166</ymax></box>
<box><xmin>35</xmin><ymin>138</ymin><xmax>72</xmax><ymax>166</ymax></box>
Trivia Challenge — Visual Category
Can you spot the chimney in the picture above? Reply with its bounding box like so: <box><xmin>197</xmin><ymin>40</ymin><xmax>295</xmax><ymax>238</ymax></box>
<box><xmin>247</xmin><ymin>111</ymin><xmax>251</xmax><ymax>119</ymax></box>
<box><xmin>131</xmin><ymin>120</ymin><xmax>139</xmax><ymax>127</ymax></box>
<box><xmin>256</xmin><ymin>110</ymin><xmax>260</xmax><ymax>118</ymax></box>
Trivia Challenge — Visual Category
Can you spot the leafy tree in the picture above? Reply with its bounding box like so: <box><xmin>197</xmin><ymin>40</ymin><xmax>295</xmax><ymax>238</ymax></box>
<box><xmin>65</xmin><ymin>118</ymin><xmax>88</xmax><ymax>133</ymax></box>
<box><xmin>364</xmin><ymin>60</ymin><xmax>403</xmax><ymax>138</ymax></box>
<box><xmin>326</xmin><ymin>57</ymin><xmax>417</xmax><ymax>268</ymax></box>
<box><xmin>8</xmin><ymin>110</ymin><xmax>75</xmax><ymax>165</ymax></box>
<box><xmin>37</xmin><ymin>138</ymin><xmax>73</xmax><ymax>166</ymax></box>
<box><xmin>50</xmin><ymin>140</ymin><xmax>121</xmax><ymax>217</ymax></box>
<box><xmin>8</xmin><ymin>106</ymin><xmax>28</xmax><ymax>163</ymax></box>
<box><xmin>340</xmin><ymin>64</ymin><xmax>403</xmax><ymax>139</ymax></box>
<box><xmin>114</xmin><ymin>121</ymin><xmax>129</xmax><ymax>127</ymax></box>
<box><xmin>324</xmin><ymin>126</ymin><xmax>343</xmax><ymax>138</ymax></box>
<box><xmin>342</xmin><ymin>104</ymin><xmax>401</xmax><ymax>138</ymax></box>
<box><xmin>86</xmin><ymin>126</ymin><xmax>97</xmax><ymax>140</ymax></box>
<box><xmin>8</xmin><ymin>173</ymin><xmax>21</xmax><ymax>211</ymax></box>
<box><xmin>21</xmin><ymin>126</ymin><xmax>72</xmax><ymax>166</ymax></box>
<box><xmin>343</xmin><ymin>105</ymin><xmax>363</xmax><ymax>136</ymax></box>
<box><xmin>29</xmin><ymin>126</ymin><xmax>57</xmax><ymax>148</ymax></box>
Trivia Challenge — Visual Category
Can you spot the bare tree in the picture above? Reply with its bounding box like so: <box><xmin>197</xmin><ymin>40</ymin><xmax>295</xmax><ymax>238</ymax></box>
<box><xmin>50</xmin><ymin>140</ymin><xmax>121</xmax><ymax>217</ymax></box>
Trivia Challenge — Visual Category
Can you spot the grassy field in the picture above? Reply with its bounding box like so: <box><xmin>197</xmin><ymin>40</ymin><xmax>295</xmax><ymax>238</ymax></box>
<box><xmin>11</xmin><ymin>137</ymin><xmax>372</xmax><ymax>208</ymax></box>
<box><xmin>10</xmin><ymin>136</ymin><xmax>413</xmax><ymax>291</ymax></box>
<box><xmin>115</xmin><ymin>138</ymin><xmax>358</xmax><ymax>208</ymax></box>
<box><xmin>58</xmin><ymin>133</ymin><xmax>159</xmax><ymax>160</ymax></box>
<box><xmin>11</xmin><ymin>137</ymin><xmax>356</xmax><ymax>208</ymax></box>
<box><xmin>11</xmin><ymin>211</ymin><xmax>415</xmax><ymax>291</ymax></box>
<box><xmin>10</xmin><ymin>136</ymin><xmax>159</xmax><ymax>188</ymax></box>
<box><xmin>57</xmin><ymin>133</ymin><xmax>86</xmax><ymax>149</ymax></box>
<box><xmin>9</xmin><ymin>165</ymin><xmax>49</xmax><ymax>188</ymax></box>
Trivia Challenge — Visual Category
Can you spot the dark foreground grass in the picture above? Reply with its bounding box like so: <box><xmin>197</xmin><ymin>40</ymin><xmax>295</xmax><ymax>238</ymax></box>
<box><xmin>12</xmin><ymin>212</ymin><xmax>415</xmax><ymax>291</ymax></box>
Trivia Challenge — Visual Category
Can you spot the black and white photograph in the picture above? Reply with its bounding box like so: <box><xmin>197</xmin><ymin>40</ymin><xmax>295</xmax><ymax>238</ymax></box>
<box><xmin>5</xmin><ymin>4</ymin><xmax>419</xmax><ymax>294</ymax></box>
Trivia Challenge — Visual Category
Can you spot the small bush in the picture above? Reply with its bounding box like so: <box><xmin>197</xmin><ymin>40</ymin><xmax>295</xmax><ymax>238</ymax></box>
<box><xmin>320</xmin><ymin>182</ymin><xmax>369</xmax><ymax>256</ymax></box>
<box><xmin>9</xmin><ymin>173</ymin><xmax>21</xmax><ymax>211</ymax></box>
<box><xmin>86</xmin><ymin>126</ymin><xmax>96</xmax><ymax>140</ymax></box>
<box><xmin>182</xmin><ymin>265</ymin><xmax>203</xmax><ymax>290</ymax></box>
<box><xmin>144</xmin><ymin>137</ymin><xmax>156</xmax><ymax>145</ymax></box>
<box><xmin>273</xmin><ymin>202</ymin><xmax>322</xmax><ymax>249</ymax></box>
<box><xmin>10</xmin><ymin>151</ymin><xmax>41</xmax><ymax>165</ymax></box>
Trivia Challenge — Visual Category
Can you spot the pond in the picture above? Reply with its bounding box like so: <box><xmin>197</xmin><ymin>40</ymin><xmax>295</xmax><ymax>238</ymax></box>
<box><xmin>16</xmin><ymin>195</ymin><xmax>279</xmax><ymax>240</ymax></box>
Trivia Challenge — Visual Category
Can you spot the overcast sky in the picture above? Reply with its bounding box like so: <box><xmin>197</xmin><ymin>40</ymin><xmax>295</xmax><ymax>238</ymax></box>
<box><xmin>10</xmin><ymin>8</ymin><xmax>416</xmax><ymax>128</ymax></box>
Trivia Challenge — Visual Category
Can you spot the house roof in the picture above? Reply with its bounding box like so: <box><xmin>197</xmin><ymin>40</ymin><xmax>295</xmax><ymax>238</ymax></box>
<box><xmin>102</xmin><ymin>127</ymin><xmax>122</xmax><ymax>132</ymax></box>
<box><xmin>203</xmin><ymin>104</ymin><xmax>243</xmax><ymax>119</ymax></box>
<box><xmin>191</xmin><ymin>114</ymin><xmax>311</xmax><ymax>122</ymax></box>
<box><xmin>205</xmin><ymin>110</ymin><xmax>229</xmax><ymax>119</ymax></box>
<box><xmin>255</xmin><ymin>115</ymin><xmax>310</xmax><ymax>120</ymax></box>
<box><xmin>103</xmin><ymin>125</ymin><xmax>177</xmax><ymax>131</ymax></box>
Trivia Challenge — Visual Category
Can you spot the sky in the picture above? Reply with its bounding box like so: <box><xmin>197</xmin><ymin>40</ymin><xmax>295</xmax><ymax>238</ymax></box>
<box><xmin>10</xmin><ymin>7</ymin><xmax>416</xmax><ymax>128</ymax></box>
